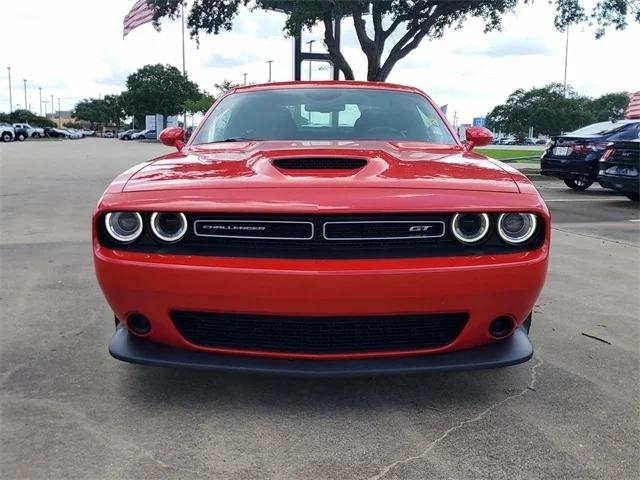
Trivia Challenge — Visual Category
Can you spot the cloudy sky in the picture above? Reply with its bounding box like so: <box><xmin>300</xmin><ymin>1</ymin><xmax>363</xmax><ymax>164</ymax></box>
<box><xmin>1</xmin><ymin>0</ymin><xmax>638</xmax><ymax>124</ymax></box>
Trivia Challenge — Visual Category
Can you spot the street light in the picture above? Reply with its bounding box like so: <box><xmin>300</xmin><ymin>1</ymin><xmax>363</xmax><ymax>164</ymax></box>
<box><xmin>267</xmin><ymin>60</ymin><xmax>274</xmax><ymax>82</ymax></box>
<box><xmin>23</xmin><ymin>79</ymin><xmax>27</xmax><ymax>112</ymax></box>
<box><xmin>305</xmin><ymin>40</ymin><xmax>315</xmax><ymax>81</ymax></box>
<box><xmin>39</xmin><ymin>87</ymin><xmax>42</xmax><ymax>116</ymax></box>
<box><xmin>243</xmin><ymin>72</ymin><xmax>248</xmax><ymax>85</ymax></box>
<box><xmin>7</xmin><ymin>67</ymin><xmax>12</xmax><ymax>113</ymax></box>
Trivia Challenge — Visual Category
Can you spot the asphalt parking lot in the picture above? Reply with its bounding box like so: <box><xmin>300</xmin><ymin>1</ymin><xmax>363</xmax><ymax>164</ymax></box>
<box><xmin>1</xmin><ymin>138</ymin><xmax>638</xmax><ymax>480</ymax></box>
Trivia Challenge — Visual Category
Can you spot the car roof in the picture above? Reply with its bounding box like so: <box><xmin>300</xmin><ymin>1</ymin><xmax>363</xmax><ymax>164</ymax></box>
<box><xmin>231</xmin><ymin>80</ymin><xmax>425</xmax><ymax>95</ymax></box>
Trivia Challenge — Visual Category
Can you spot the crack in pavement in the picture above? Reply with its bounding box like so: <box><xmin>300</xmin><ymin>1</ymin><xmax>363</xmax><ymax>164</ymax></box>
<box><xmin>366</xmin><ymin>357</ymin><xmax>544</xmax><ymax>480</ymax></box>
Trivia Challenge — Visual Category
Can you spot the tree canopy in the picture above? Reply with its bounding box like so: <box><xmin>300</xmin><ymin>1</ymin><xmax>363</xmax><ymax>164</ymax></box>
<box><xmin>120</xmin><ymin>64</ymin><xmax>201</xmax><ymax>119</ymax></box>
<box><xmin>73</xmin><ymin>95</ymin><xmax>125</xmax><ymax>127</ymax></box>
<box><xmin>0</xmin><ymin>109</ymin><xmax>55</xmax><ymax>127</ymax></box>
<box><xmin>148</xmin><ymin>0</ymin><xmax>640</xmax><ymax>81</ymax></box>
<box><xmin>485</xmin><ymin>84</ymin><xmax>630</xmax><ymax>137</ymax></box>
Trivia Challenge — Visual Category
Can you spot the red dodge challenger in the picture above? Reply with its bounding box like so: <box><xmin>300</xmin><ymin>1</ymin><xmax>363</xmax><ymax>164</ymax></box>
<box><xmin>93</xmin><ymin>81</ymin><xmax>549</xmax><ymax>375</ymax></box>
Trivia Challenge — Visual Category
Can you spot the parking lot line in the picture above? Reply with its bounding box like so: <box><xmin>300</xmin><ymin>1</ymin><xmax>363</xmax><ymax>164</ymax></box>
<box><xmin>544</xmin><ymin>198</ymin><xmax>624</xmax><ymax>202</ymax></box>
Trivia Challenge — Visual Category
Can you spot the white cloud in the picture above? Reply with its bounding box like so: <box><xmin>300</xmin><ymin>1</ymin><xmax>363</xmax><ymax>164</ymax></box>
<box><xmin>0</xmin><ymin>0</ymin><xmax>638</xmax><ymax>123</ymax></box>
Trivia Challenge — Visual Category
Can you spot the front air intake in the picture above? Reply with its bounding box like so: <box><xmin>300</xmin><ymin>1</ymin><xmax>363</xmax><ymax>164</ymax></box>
<box><xmin>273</xmin><ymin>157</ymin><xmax>367</xmax><ymax>170</ymax></box>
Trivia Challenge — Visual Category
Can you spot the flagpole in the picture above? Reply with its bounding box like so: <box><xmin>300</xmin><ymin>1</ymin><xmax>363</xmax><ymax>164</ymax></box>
<box><xmin>181</xmin><ymin>3</ymin><xmax>187</xmax><ymax>130</ymax></box>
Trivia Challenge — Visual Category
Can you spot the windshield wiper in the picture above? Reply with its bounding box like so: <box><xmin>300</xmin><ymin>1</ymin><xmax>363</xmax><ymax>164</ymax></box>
<box><xmin>215</xmin><ymin>137</ymin><xmax>259</xmax><ymax>143</ymax></box>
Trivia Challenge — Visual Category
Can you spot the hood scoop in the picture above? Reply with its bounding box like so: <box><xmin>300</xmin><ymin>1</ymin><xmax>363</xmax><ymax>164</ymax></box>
<box><xmin>273</xmin><ymin>157</ymin><xmax>368</xmax><ymax>170</ymax></box>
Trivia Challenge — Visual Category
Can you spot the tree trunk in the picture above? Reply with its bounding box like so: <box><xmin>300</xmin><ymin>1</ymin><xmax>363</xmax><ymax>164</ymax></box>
<box><xmin>322</xmin><ymin>9</ymin><xmax>354</xmax><ymax>80</ymax></box>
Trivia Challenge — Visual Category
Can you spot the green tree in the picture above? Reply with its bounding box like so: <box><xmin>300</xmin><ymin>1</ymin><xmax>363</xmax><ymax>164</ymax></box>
<box><xmin>183</xmin><ymin>92</ymin><xmax>216</xmax><ymax>114</ymax></box>
<box><xmin>214</xmin><ymin>79</ymin><xmax>238</xmax><ymax>95</ymax></box>
<box><xmin>73</xmin><ymin>95</ymin><xmax>125</xmax><ymax>128</ymax></box>
<box><xmin>148</xmin><ymin>0</ymin><xmax>639</xmax><ymax>81</ymax></box>
<box><xmin>0</xmin><ymin>109</ymin><xmax>55</xmax><ymax>127</ymax></box>
<box><xmin>588</xmin><ymin>92</ymin><xmax>630</xmax><ymax>121</ymax></box>
<box><xmin>121</xmin><ymin>64</ymin><xmax>200</xmax><ymax>125</ymax></box>
<box><xmin>485</xmin><ymin>84</ymin><xmax>630</xmax><ymax>137</ymax></box>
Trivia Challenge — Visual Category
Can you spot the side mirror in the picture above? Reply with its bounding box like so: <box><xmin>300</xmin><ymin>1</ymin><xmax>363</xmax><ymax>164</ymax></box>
<box><xmin>464</xmin><ymin>127</ymin><xmax>493</xmax><ymax>150</ymax></box>
<box><xmin>159</xmin><ymin>127</ymin><xmax>185</xmax><ymax>151</ymax></box>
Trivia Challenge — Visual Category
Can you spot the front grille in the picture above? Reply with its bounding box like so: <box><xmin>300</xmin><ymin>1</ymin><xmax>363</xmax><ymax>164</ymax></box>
<box><xmin>273</xmin><ymin>157</ymin><xmax>367</xmax><ymax>170</ymax></box>
<box><xmin>98</xmin><ymin>213</ymin><xmax>545</xmax><ymax>259</ymax></box>
<box><xmin>171</xmin><ymin>311</ymin><xmax>468</xmax><ymax>354</ymax></box>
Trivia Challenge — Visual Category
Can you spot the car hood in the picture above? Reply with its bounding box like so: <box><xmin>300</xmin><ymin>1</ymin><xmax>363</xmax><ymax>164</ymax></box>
<box><xmin>122</xmin><ymin>141</ymin><xmax>520</xmax><ymax>193</ymax></box>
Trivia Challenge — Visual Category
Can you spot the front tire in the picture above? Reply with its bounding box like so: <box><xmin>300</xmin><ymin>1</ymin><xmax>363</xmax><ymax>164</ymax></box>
<box><xmin>1</xmin><ymin>132</ymin><xmax>12</xmax><ymax>142</ymax></box>
<box><xmin>564</xmin><ymin>178</ymin><xmax>592</xmax><ymax>190</ymax></box>
<box><xmin>16</xmin><ymin>132</ymin><xmax>27</xmax><ymax>141</ymax></box>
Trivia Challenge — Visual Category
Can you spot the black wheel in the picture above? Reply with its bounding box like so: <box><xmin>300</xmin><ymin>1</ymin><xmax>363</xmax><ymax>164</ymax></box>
<box><xmin>1</xmin><ymin>132</ymin><xmax>12</xmax><ymax>142</ymax></box>
<box><xmin>625</xmin><ymin>193</ymin><xmax>639</xmax><ymax>202</ymax></box>
<box><xmin>564</xmin><ymin>178</ymin><xmax>593</xmax><ymax>190</ymax></box>
<box><xmin>16</xmin><ymin>133</ymin><xmax>27</xmax><ymax>141</ymax></box>
<box><xmin>31</xmin><ymin>132</ymin><xmax>39</xmax><ymax>138</ymax></box>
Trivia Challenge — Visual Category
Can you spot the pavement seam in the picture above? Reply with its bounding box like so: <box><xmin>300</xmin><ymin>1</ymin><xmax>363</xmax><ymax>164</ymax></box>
<box><xmin>552</xmin><ymin>227</ymin><xmax>640</xmax><ymax>248</ymax></box>
<box><xmin>366</xmin><ymin>357</ymin><xmax>544</xmax><ymax>480</ymax></box>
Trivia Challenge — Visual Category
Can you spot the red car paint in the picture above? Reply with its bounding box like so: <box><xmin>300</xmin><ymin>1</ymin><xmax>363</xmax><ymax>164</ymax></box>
<box><xmin>94</xmin><ymin>81</ymin><xmax>549</xmax><ymax>366</ymax></box>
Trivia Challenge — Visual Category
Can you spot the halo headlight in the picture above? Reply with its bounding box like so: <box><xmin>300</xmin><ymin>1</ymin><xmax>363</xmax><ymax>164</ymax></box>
<box><xmin>105</xmin><ymin>212</ymin><xmax>143</xmax><ymax>243</ymax></box>
<box><xmin>451</xmin><ymin>213</ymin><xmax>490</xmax><ymax>244</ymax></box>
<box><xmin>150</xmin><ymin>212</ymin><xmax>188</xmax><ymax>243</ymax></box>
<box><xmin>497</xmin><ymin>213</ymin><xmax>537</xmax><ymax>244</ymax></box>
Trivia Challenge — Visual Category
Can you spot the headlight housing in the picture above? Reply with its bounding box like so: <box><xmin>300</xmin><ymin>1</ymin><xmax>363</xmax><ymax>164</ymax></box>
<box><xmin>150</xmin><ymin>212</ymin><xmax>188</xmax><ymax>243</ymax></box>
<box><xmin>497</xmin><ymin>213</ymin><xmax>537</xmax><ymax>244</ymax></box>
<box><xmin>451</xmin><ymin>213</ymin><xmax>490</xmax><ymax>244</ymax></box>
<box><xmin>105</xmin><ymin>212</ymin><xmax>143</xmax><ymax>243</ymax></box>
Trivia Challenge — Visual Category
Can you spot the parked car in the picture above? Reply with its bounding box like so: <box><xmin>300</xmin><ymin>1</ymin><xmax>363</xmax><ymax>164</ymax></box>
<box><xmin>541</xmin><ymin>120</ymin><xmax>640</xmax><ymax>190</ymax></box>
<box><xmin>13</xmin><ymin>126</ymin><xmax>29</xmax><ymax>141</ymax></box>
<box><xmin>103</xmin><ymin>131</ymin><xmax>115</xmax><ymax>138</ymax></box>
<box><xmin>95</xmin><ymin>81</ymin><xmax>550</xmax><ymax>375</ymax></box>
<box><xmin>0</xmin><ymin>122</ymin><xmax>15</xmax><ymax>142</ymax></box>
<box><xmin>13</xmin><ymin>123</ymin><xmax>45</xmax><ymax>138</ymax></box>
<box><xmin>131</xmin><ymin>129</ymin><xmax>156</xmax><ymax>140</ymax></box>
<box><xmin>498</xmin><ymin>137</ymin><xmax>516</xmax><ymax>145</ymax></box>
<box><xmin>118</xmin><ymin>129</ymin><xmax>140</xmax><ymax>140</ymax></box>
<box><xmin>80</xmin><ymin>128</ymin><xmax>95</xmax><ymax>136</ymax></box>
<box><xmin>44</xmin><ymin>127</ymin><xmax>70</xmax><ymax>138</ymax></box>
<box><xmin>598</xmin><ymin>140</ymin><xmax>640</xmax><ymax>201</ymax></box>
<box><xmin>63</xmin><ymin>128</ymin><xmax>83</xmax><ymax>139</ymax></box>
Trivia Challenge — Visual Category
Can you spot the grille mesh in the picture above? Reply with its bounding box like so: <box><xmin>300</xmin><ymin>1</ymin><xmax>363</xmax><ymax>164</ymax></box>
<box><xmin>171</xmin><ymin>311</ymin><xmax>468</xmax><ymax>354</ymax></box>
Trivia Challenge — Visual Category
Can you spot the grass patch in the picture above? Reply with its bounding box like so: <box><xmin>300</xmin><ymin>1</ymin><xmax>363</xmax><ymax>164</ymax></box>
<box><xmin>475</xmin><ymin>148</ymin><xmax>543</xmax><ymax>163</ymax></box>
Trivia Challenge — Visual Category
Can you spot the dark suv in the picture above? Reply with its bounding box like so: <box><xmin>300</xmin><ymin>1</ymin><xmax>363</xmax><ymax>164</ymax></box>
<box><xmin>540</xmin><ymin>120</ymin><xmax>640</xmax><ymax>190</ymax></box>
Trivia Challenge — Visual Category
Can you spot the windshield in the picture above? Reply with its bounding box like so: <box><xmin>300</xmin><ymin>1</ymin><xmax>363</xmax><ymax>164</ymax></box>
<box><xmin>192</xmin><ymin>88</ymin><xmax>456</xmax><ymax>145</ymax></box>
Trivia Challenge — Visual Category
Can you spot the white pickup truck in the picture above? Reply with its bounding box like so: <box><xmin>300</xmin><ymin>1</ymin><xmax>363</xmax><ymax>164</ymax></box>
<box><xmin>1</xmin><ymin>122</ymin><xmax>15</xmax><ymax>142</ymax></box>
<box><xmin>13</xmin><ymin>123</ymin><xmax>45</xmax><ymax>138</ymax></box>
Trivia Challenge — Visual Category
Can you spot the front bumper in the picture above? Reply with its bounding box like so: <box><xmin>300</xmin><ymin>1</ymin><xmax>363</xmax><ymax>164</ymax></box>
<box><xmin>109</xmin><ymin>325</ymin><xmax>533</xmax><ymax>376</ymax></box>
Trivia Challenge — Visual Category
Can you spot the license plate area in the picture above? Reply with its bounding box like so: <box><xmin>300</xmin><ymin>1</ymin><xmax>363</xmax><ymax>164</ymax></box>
<box><xmin>553</xmin><ymin>146</ymin><xmax>572</xmax><ymax>156</ymax></box>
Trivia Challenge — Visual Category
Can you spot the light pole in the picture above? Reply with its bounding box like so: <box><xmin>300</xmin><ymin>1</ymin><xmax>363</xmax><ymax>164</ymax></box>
<box><xmin>23</xmin><ymin>79</ymin><xmax>27</xmax><ymax>111</ymax></box>
<box><xmin>243</xmin><ymin>72</ymin><xmax>248</xmax><ymax>85</ymax></box>
<box><xmin>563</xmin><ymin>27</ymin><xmax>569</xmax><ymax>97</ymax></box>
<box><xmin>39</xmin><ymin>87</ymin><xmax>42</xmax><ymax>116</ymax></box>
<box><xmin>267</xmin><ymin>60</ymin><xmax>273</xmax><ymax>82</ymax></box>
<box><xmin>7</xmin><ymin>67</ymin><xmax>12</xmax><ymax>113</ymax></box>
<box><xmin>305</xmin><ymin>40</ymin><xmax>315</xmax><ymax>81</ymax></box>
<box><xmin>50</xmin><ymin>95</ymin><xmax>54</xmax><ymax>117</ymax></box>
<box><xmin>42</xmin><ymin>100</ymin><xmax>49</xmax><ymax>116</ymax></box>
<box><xmin>57</xmin><ymin>97</ymin><xmax>61</xmax><ymax>127</ymax></box>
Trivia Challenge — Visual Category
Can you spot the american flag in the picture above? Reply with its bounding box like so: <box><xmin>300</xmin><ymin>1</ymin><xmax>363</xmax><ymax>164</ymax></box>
<box><xmin>123</xmin><ymin>0</ymin><xmax>154</xmax><ymax>37</ymax></box>
<box><xmin>625</xmin><ymin>92</ymin><xmax>640</xmax><ymax>120</ymax></box>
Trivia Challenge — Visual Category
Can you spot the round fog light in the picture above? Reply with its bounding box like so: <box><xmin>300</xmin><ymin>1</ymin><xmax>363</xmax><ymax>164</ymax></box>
<box><xmin>489</xmin><ymin>316</ymin><xmax>515</xmax><ymax>338</ymax></box>
<box><xmin>150</xmin><ymin>212</ymin><xmax>188</xmax><ymax>243</ymax></box>
<box><xmin>497</xmin><ymin>213</ymin><xmax>537</xmax><ymax>244</ymax></box>
<box><xmin>128</xmin><ymin>314</ymin><xmax>151</xmax><ymax>335</ymax></box>
<box><xmin>451</xmin><ymin>213</ymin><xmax>490</xmax><ymax>244</ymax></box>
<box><xmin>105</xmin><ymin>212</ymin><xmax>143</xmax><ymax>243</ymax></box>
